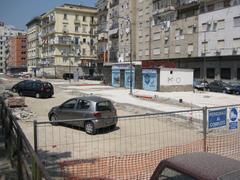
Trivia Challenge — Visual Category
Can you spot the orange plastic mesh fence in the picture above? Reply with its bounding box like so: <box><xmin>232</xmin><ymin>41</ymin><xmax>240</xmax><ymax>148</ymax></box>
<box><xmin>59</xmin><ymin>140</ymin><xmax>204</xmax><ymax>179</ymax></box>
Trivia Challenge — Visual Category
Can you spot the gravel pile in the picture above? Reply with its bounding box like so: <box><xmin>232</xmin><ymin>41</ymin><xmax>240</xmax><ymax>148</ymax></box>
<box><xmin>11</xmin><ymin>107</ymin><xmax>37</xmax><ymax>120</ymax></box>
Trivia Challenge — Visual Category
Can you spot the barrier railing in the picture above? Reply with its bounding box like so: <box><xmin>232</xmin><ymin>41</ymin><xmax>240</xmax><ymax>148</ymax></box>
<box><xmin>0</xmin><ymin>97</ymin><xmax>51</xmax><ymax>180</ymax></box>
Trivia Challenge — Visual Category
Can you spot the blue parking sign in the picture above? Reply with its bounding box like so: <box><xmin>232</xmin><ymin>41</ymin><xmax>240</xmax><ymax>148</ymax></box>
<box><xmin>208</xmin><ymin>108</ymin><xmax>227</xmax><ymax>129</ymax></box>
<box><xmin>229</xmin><ymin>107</ymin><xmax>238</xmax><ymax>130</ymax></box>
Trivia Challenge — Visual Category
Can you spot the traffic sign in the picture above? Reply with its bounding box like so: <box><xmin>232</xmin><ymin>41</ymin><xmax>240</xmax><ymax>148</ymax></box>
<box><xmin>229</xmin><ymin>107</ymin><xmax>238</xmax><ymax>130</ymax></box>
<box><xmin>208</xmin><ymin>108</ymin><xmax>227</xmax><ymax>129</ymax></box>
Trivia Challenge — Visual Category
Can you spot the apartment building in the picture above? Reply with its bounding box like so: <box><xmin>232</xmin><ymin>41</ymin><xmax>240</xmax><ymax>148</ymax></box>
<box><xmin>26</xmin><ymin>17</ymin><xmax>41</xmax><ymax>74</ymax></box>
<box><xmin>0</xmin><ymin>22</ymin><xmax>25</xmax><ymax>73</ymax></box>
<box><xmin>108</xmin><ymin>0</ymin><xmax>120</xmax><ymax>63</ymax></box>
<box><xmin>27</xmin><ymin>4</ymin><xmax>98</xmax><ymax>78</ymax></box>
<box><xmin>97</xmin><ymin>0</ymin><xmax>109</xmax><ymax>63</ymax></box>
<box><xmin>6</xmin><ymin>35</ymin><xmax>27</xmax><ymax>73</ymax></box>
<box><xmin>197</xmin><ymin>4</ymin><xmax>240</xmax><ymax>81</ymax></box>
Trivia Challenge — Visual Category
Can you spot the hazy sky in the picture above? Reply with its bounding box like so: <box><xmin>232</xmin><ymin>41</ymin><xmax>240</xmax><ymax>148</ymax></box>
<box><xmin>0</xmin><ymin>0</ymin><xmax>96</xmax><ymax>30</ymax></box>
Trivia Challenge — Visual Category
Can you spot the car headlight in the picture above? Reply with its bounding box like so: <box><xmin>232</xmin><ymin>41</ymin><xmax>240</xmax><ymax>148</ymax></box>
<box><xmin>226</xmin><ymin>87</ymin><xmax>231</xmax><ymax>90</ymax></box>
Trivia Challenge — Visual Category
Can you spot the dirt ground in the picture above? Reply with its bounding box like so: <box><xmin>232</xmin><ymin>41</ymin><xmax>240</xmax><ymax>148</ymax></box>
<box><xmin>1</xmin><ymin>78</ymin><xmax>203</xmax><ymax>178</ymax></box>
<box><xmin>16</xmin><ymin>84</ymin><xmax>202</xmax><ymax>161</ymax></box>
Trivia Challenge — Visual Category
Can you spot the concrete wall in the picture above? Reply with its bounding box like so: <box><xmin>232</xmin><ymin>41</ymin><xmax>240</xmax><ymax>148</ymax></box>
<box><xmin>198</xmin><ymin>5</ymin><xmax>240</xmax><ymax>57</ymax></box>
<box><xmin>159</xmin><ymin>68</ymin><xmax>193</xmax><ymax>86</ymax></box>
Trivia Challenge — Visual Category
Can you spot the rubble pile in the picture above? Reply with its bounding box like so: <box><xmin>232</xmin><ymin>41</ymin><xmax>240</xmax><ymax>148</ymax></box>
<box><xmin>6</xmin><ymin>96</ymin><xmax>25</xmax><ymax>107</ymax></box>
<box><xmin>0</xmin><ymin>90</ymin><xmax>14</xmax><ymax>99</ymax></box>
<box><xmin>11</xmin><ymin>107</ymin><xmax>36</xmax><ymax>120</ymax></box>
<box><xmin>1</xmin><ymin>90</ymin><xmax>25</xmax><ymax>107</ymax></box>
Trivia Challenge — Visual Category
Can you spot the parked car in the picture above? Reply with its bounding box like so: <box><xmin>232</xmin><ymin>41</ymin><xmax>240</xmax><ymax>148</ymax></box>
<box><xmin>208</xmin><ymin>80</ymin><xmax>235</xmax><ymax>94</ymax></box>
<box><xmin>229</xmin><ymin>82</ymin><xmax>240</xmax><ymax>95</ymax></box>
<box><xmin>11</xmin><ymin>80</ymin><xmax>54</xmax><ymax>98</ymax></box>
<box><xmin>48</xmin><ymin>96</ymin><xmax>118</xmax><ymax>134</ymax></box>
<box><xmin>63</xmin><ymin>73</ymin><xmax>74</xmax><ymax>80</ymax></box>
<box><xmin>151</xmin><ymin>152</ymin><xmax>240</xmax><ymax>180</ymax></box>
<box><xmin>193</xmin><ymin>80</ymin><xmax>209</xmax><ymax>90</ymax></box>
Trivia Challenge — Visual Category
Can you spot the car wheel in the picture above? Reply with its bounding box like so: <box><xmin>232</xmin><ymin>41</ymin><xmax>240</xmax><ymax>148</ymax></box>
<box><xmin>110</xmin><ymin>124</ymin><xmax>116</xmax><ymax>130</ymax></box>
<box><xmin>85</xmin><ymin>122</ymin><xmax>96</xmax><ymax>135</ymax></box>
<box><xmin>50</xmin><ymin>114</ymin><xmax>58</xmax><ymax>125</ymax></box>
<box><xmin>35</xmin><ymin>93</ymin><xmax>40</xmax><ymax>98</ymax></box>
<box><xmin>18</xmin><ymin>91</ymin><xmax>23</xmax><ymax>96</ymax></box>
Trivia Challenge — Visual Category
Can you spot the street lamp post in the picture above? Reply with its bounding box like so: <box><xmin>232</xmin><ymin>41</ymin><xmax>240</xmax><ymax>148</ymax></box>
<box><xmin>112</xmin><ymin>16</ymin><xmax>133</xmax><ymax>95</ymax></box>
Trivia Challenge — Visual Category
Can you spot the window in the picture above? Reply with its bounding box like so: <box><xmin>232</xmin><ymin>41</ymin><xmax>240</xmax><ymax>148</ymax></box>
<box><xmin>194</xmin><ymin>68</ymin><xmax>200</xmax><ymax>78</ymax></box>
<box><xmin>83</xmin><ymin>38</ymin><xmax>86</xmax><ymax>43</ymax></box>
<box><xmin>237</xmin><ymin>68</ymin><xmax>240</xmax><ymax>80</ymax></box>
<box><xmin>233</xmin><ymin>38</ymin><xmax>240</xmax><ymax>48</ymax></box>
<box><xmin>221</xmin><ymin>68</ymin><xmax>231</xmax><ymax>79</ymax></box>
<box><xmin>82</xmin><ymin>25</ymin><xmax>87</xmax><ymax>33</ymax></box>
<box><xmin>233</xmin><ymin>16</ymin><xmax>240</xmax><ymax>27</ymax></box>
<box><xmin>83</xmin><ymin>16</ymin><xmax>86</xmax><ymax>22</ymax></box>
<box><xmin>75</xmin><ymin>26</ymin><xmax>79</xmax><ymax>32</ymax></box>
<box><xmin>62</xmin><ymin>99</ymin><xmax>77</xmax><ymax>109</ymax></box>
<box><xmin>207</xmin><ymin>68</ymin><xmax>215</xmax><ymax>79</ymax></box>
<box><xmin>63</xmin><ymin>14</ymin><xmax>67</xmax><ymax>20</ymax></box>
<box><xmin>164</xmin><ymin>47</ymin><xmax>169</xmax><ymax>54</ymax></box>
<box><xmin>75</xmin><ymin>15</ymin><xmax>79</xmax><ymax>20</ymax></box>
<box><xmin>158</xmin><ymin>167</ymin><xmax>195</xmax><ymax>180</ymax></box>
<box><xmin>218</xmin><ymin>19</ymin><xmax>225</xmax><ymax>30</ymax></box>
<box><xmin>202</xmin><ymin>41</ymin><xmax>208</xmax><ymax>52</ymax></box>
<box><xmin>187</xmin><ymin>26</ymin><xmax>193</xmax><ymax>34</ymax></box>
<box><xmin>96</xmin><ymin>101</ymin><xmax>112</xmax><ymax>111</ymax></box>
<box><xmin>188</xmin><ymin>43</ymin><xmax>194</xmax><ymax>52</ymax></box>
<box><xmin>77</xmin><ymin>100</ymin><xmax>90</xmax><ymax>110</ymax></box>
<box><xmin>75</xmin><ymin>37</ymin><xmax>79</xmax><ymax>45</ymax></box>
<box><xmin>175</xmin><ymin>45</ymin><xmax>181</xmax><ymax>53</ymax></box>
<box><xmin>153</xmin><ymin>48</ymin><xmax>160</xmax><ymax>55</ymax></box>
<box><xmin>82</xmin><ymin>48</ymin><xmax>86</xmax><ymax>55</ymax></box>
<box><xmin>202</xmin><ymin>23</ymin><xmax>207</xmax><ymax>31</ymax></box>
<box><xmin>145</xmin><ymin>49</ymin><xmax>149</xmax><ymax>56</ymax></box>
<box><xmin>217</xmin><ymin>40</ymin><xmax>224</xmax><ymax>49</ymax></box>
<box><xmin>139</xmin><ymin>50</ymin><xmax>143</xmax><ymax>56</ymax></box>
<box><xmin>153</xmin><ymin>33</ymin><xmax>160</xmax><ymax>41</ymax></box>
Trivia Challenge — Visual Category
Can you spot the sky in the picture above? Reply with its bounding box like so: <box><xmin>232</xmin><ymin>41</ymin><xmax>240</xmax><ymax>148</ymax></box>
<box><xmin>0</xmin><ymin>0</ymin><xmax>96</xmax><ymax>30</ymax></box>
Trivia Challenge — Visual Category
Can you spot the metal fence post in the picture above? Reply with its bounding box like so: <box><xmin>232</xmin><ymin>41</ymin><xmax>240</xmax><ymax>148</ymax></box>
<box><xmin>17</xmin><ymin>127</ymin><xmax>23</xmax><ymax>179</ymax></box>
<box><xmin>203</xmin><ymin>106</ymin><xmax>208</xmax><ymax>152</ymax></box>
<box><xmin>33</xmin><ymin>120</ymin><xmax>38</xmax><ymax>153</ymax></box>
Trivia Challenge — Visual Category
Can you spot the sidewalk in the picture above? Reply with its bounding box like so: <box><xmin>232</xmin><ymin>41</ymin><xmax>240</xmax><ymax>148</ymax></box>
<box><xmin>0</xmin><ymin>125</ymin><xmax>17</xmax><ymax>179</ymax></box>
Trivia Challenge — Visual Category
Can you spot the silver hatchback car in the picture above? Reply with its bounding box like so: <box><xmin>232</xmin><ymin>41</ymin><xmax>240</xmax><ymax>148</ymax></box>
<box><xmin>48</xmin><ymin>96</ymin><xmax>118</xmax><ymax>134</ymax></box>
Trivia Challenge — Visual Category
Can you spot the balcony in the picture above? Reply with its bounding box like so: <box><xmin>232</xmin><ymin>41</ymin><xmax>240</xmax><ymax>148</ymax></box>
<box><xmin>110</xmin><ymin>0</ymin><xmax>119</xmax><ymax>8</ymax></box>
<box><xmin>74</xmin><ymin>19</ymin><xmax>81</xmax><ymax>24</ymax></box>
<box><xmin>177</xmin><ymin>0</ymin><xmax>200</xmax><ymax>11</ymax></box>
<box><xmin>153</xmin><ymin>6</ymin><xmax>176</xmax><ymax>16</ymax></box>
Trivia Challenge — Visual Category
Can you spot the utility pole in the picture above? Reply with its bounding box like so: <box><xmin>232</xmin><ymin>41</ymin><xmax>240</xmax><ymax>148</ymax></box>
<box><xmin>149</xmin><ymin>17</ymin><xmax>152</xmax><ymax>60</ymax></box>
<box><xmin>203</xmin><ymin>31</ymin><xmax>207</xmax><ymax>91</ymax></box>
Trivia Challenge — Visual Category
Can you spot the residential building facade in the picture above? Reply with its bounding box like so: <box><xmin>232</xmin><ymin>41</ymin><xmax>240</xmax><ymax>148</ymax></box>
<box><xmin>98</xmin><ymin>0</ymin><xmax>240</xmax><ymax>82</ymax></box>
<box><xmin>26</xmin><ymin>17</ymin><xmax>41</xmax><ymax>75</ymax></box>
<box><xmin>0</xmin><ymin>22</ymin><xmax>25</xmax><ymax>73</ymax></box>
<box><xmin>27</xmin><ymin>4</ymin><xmax>98</xmax><ymax>78</ymax></box>
<box><xmin>6</xmin><ymin>35</ymin><xmax>27</xmax><ymax>73</ymax></box>
<box><xmin>96</xmin><ymin>0</ymin><xmax>109</xmax><ymax>63</ymax></box>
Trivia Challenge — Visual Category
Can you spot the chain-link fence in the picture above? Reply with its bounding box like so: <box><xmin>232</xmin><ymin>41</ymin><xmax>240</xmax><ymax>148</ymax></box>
<box><xmin>34</xmin><ymin>105</ymin><xmax>240</xmax><ymax>179</ymax></box>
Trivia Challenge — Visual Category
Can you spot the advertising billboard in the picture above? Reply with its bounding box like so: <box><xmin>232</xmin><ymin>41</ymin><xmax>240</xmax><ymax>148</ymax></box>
<box><xmin>142</xmin><ymin>69</ymin><xmax>157</xmax><ymax>91</ymax></box>
<box><xmin>112</xmin><ymin>69</ymin><xmax>120</xmax><ymax>87</ymax></box>
<box><xmin>124</xmin><ymin>69</ymin><xmax>135</xmax><ymax>89</ymax></box>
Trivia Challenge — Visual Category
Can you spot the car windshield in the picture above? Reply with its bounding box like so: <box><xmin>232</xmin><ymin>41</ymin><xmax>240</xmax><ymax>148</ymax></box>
<box><xmin>218</xmin><ymin>169</ymin><xmax>240</xmax><ymax>180</ymax></box>
<box><xmin>96</xmin><ymin>101</ymin><xmax>112</xmax><ymax>111</ymax></box>
<box><xmin>158</xmin><ymin>167</ymin><xmax>196</xmax><ymax>180</ymax></box>
<box><xmin>221</xmin><ymin>82</ymin><xmax>231</xmax><ymax>86</ymax></box>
